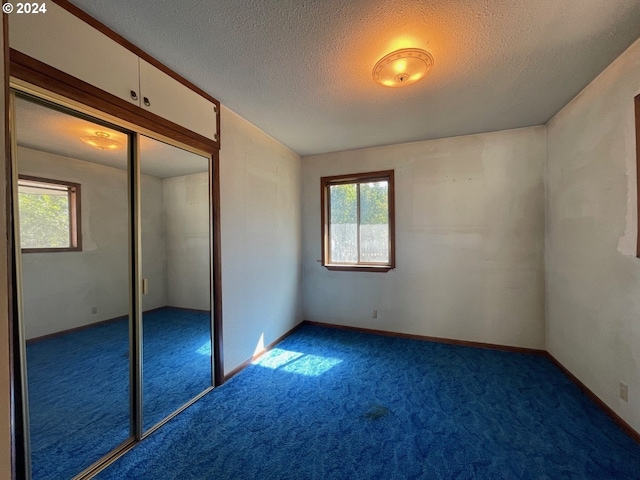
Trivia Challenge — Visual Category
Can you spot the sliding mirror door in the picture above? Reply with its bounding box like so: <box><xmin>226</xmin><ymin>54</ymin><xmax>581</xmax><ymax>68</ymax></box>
<box><xmin>139</xmin><ymin>135</ymin><xmax>213</xmax><ymax>431</ymax></box>
<box><xmin>13</xmin><ymin>94</ymin><xmax>134</xmax><ymax>479</ymax></box>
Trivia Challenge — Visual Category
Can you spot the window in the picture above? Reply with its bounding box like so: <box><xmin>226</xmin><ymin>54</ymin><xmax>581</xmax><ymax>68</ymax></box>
<box><xmin>18</xmin><ymin>176</ymin><xmax>82</xmax><ymax>253</ymax></box>
<box><xmin>321</xmin><ymin>170</ymin><xmax>395</xmax><ymax>271</ymax></box>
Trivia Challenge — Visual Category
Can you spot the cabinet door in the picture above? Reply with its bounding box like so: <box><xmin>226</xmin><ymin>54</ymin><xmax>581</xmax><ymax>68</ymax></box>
<box><xmin>9</xmin><ymin>2</ymin><xmax>140</xmax><ymax>106</ymax></box>
<box><xmin>139</xmin><ymin>59</ymin><xmax>218</xmax><ymax>141</ymax></box>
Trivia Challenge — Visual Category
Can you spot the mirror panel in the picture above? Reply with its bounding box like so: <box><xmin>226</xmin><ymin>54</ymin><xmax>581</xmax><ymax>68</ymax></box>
<box><xmin>139</xmin><ymin>135</ymin><xmax>212</xmax><ymax>431</ymax></box>
<box><xmin>15</xmin><ymin>95</ymin><xmax>132</xmax><ymax>479</ymax></box>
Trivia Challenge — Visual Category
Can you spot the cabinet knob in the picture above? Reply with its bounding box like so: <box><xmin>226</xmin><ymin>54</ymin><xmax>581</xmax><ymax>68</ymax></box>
<box><xmin>143</xmin><ymin>97</ymin><xmax>151</xmax><ymax>107</ymax></box>
<box><xmin>130</xmin><ymin>90</ymin><xmax>138</xmax><ymax>101</ymax></box>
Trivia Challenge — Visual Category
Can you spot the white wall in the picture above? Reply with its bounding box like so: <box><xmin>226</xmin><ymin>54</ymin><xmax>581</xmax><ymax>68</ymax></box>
<box><xmin>546</xmin><ymin>38</ymin><xmax>640</xmax><ymax>433</ymax></box>
<box><xmin>220</xmin><ymin>106</ymin><xmax>303</xmax><ymax>374</ymax></box>
<box><xmin>18</xmin><ymin>147</ymin><xmax>165</xmax><ymax>339</ymax></box>
<box><xmin>302</xmin><ymin>127</ymin><xmax>546</xmax><ymax>349</ymax></box>
<box><xmin>141</xmin><ymin>174</ymin><xmax>167</xmax><ymax>311</ymax></box>
<box><xmin>163</xmin><ymin>172</ymin><xmax>210</xmax><ymax>311</ymax></box>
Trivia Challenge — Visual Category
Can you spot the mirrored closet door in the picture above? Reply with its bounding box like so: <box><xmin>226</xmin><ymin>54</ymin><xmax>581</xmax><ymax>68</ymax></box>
<box><xmin>13</xmin><ymin>94</ymin><xmax>134</xmax><ymax>480</ymax></box>
<box><xmin>11</xmin><ymin>91</ymin><xmax>217</xmax><ymax>480</ymax></box>
<box><xmin>139</xmin><ymin>135</ymin><xmax>213</xmax><ymax>431</ymax></box>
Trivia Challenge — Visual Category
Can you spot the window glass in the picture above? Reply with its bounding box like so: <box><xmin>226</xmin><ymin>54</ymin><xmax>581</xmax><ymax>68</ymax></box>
<box><xmin>329</xmin><ymin>183</ymin><xmax>357</xmax><ymax>263</ymax></box>
<box><xmin>359</xmin><ymin>181</ymin><xmax>389</xmax><ymax>263</ymax></box>
<box><xmin>18</xmin><ymin>177</ymin><xmax>79</xmax><ymax>251</ymax></box>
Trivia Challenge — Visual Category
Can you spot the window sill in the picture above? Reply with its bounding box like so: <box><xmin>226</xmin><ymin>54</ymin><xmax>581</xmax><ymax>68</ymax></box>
<box><xmin>323</xmin><ymin>264</ymin><xmax>393</xmax><ymax>273</ymax></box>
<box><xmin>22</xmin><ymin>247</ymin><xmax>82</xmax><ymax>254</ymax></box>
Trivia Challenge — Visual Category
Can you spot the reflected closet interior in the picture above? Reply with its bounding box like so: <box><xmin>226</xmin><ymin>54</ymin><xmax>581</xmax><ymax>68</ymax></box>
<box><xmin>12</xmin><ymin>92</ymin><xmax>216</xmax><ymax>480</ymax></box>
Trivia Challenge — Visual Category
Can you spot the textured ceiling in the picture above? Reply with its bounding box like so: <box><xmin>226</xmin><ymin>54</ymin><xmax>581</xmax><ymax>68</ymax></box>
<box><xmin>16</xmin><ymin>97</ymin><xmax>209</xmax><ymax>178</ymax></box>
<box><xmin>69</xmin><ymin>0</ymin><xmax>640</xmax><ymax>156</ymax></box>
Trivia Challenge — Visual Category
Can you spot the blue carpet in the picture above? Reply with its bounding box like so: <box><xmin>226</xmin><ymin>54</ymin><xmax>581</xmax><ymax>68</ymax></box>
<box><xmin>95</xmin><ymin>324</ymin><xmax>640</xmax><ymax>479</ymax></box>
<box><xmin>141</xmin><ymin>308</ymin><xmax>212</xmax><ymax>430</ymax></box>
<box><xmin>26</xmin><ymin>307</ymin><xmax>212</xmax><ymax>480</ymax></box>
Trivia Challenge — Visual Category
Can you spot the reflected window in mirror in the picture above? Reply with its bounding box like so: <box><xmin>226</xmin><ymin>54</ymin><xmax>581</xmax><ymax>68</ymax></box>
<box><xmin>18</xmin><ymin>175</ymin><xmax>82</xmax><ymax>253</ymax></box>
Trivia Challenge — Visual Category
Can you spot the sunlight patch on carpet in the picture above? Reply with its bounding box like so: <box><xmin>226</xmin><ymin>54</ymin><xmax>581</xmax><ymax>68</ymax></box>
<box><xmin>196</xmin><ymin>342</ymin><xmax>211</xmax><ymax>356</ymax></box>
<box><xmin>254</xmin><ymin>348</ymin><xmax>342</xmax><ymax>376</ymax></box>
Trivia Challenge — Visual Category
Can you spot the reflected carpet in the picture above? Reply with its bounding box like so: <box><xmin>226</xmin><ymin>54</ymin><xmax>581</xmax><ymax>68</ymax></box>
<box><xmin>26</xmin><ymin>307</ymin><xmax>211</xmax><ymax>480</ymax></box>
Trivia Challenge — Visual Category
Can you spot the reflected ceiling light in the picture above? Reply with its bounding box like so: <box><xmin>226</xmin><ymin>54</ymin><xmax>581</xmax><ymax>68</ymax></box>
<box><xmin>80</xmin><ymin>131</ymin><xmax>121</xmax><ymax>150</ymax></box>
<box><xmin>373</xmin><ymin>48</ymin><xmax>433</xmax><ymax>88</ymax></box>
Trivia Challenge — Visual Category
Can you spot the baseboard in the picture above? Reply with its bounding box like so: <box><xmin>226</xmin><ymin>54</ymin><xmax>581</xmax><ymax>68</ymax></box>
<box><xmin>26</xmin><ymin>314</ymin><xmax>129</xmax><ymax>344</ymax></box>
<box><xmin>165</xmin><ymin>305</ymin><xmax>210</xmax><ymax>314</ymax></box>
<box><xmin>223</xmin><ymin>322</ymin><xmax>305</xmax><ymax>382</ymax></box>
<box><xmin>302</xmin><ymin>320</ymin><xmax>546</xmax><ymax>356</ymax></box>
<box><xmin>25</xmin><ymin>305</ymin><xmax>207</xmax><ymax>344</ymax></box>
<box><xmin>546</xmin><ymin>353</ymin><xmax>640</xmax><ymax>445</ymax></box>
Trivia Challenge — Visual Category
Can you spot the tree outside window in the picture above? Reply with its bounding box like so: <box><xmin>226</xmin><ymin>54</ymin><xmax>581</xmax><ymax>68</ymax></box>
<box><xmin>18</xmin><ymin>176</ymin><xmax>82</xmax><ymax>253</ymax></box>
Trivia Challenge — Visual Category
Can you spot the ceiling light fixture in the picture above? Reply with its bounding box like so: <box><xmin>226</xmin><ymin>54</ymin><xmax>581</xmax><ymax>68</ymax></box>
<box><xmin>80</xmin><ymin>131</ymin><xmax>121</xmax><ymax>150</ymax></box>
<box><xmin>373</xmin><ymin>48</ymin><xmax>434</xmax><ymax>88</ymax></box>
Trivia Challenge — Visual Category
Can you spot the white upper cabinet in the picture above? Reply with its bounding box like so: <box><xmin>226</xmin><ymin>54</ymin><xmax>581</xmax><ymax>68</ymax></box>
<box><xmin>9</xmin><ymin>2</ymin><xmax>218</xmax><ymax>142</ymax></box>
<box><xmin>139</xmin><ymin>59</ymin><xmax>218</xmax><ymax>141</ymax></box>
<box><xmin>9</xmin><ymin>1</ymin><xmax>140</xmax><ymax>106</ymax></box>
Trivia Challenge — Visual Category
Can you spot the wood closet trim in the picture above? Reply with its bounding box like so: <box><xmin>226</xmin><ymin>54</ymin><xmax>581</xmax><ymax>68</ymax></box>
<box><xmin>634</xmin><ymin>95</ymin><xmax>640</xmax><ymax>258</ymax></box>
<box><xmin>212</xmin><ymin>151</ymin><xmax>224</xmax><ymax>386</ymax></box>
<box><xmin>10</xmin><ymin>50</ymin><xmax>218</xmax><ymax>154</ymax></box>
<box><xmin>4</xmin><ymin>12</ymin><xmax>25</xmax><ymax>480</ymax></box>
<box><xmin>52</xmin><ymin>0</ymin><xmax>221</xmax><ymax>148</ymax></box>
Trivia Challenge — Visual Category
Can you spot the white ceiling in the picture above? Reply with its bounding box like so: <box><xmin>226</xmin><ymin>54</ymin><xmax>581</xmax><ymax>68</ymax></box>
<box><xmin>69</xmin><ymin>0</ymin><xmax>640</xmax><ymax>156</ymax></box>
<box><xmin>16</xmin><ymin>96</ymin><xmax>209</xmax><ymax>178</ymax></box>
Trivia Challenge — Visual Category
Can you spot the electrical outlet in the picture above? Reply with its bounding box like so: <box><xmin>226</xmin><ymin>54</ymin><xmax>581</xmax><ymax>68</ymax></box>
<box><xmin>372</xmin><ymin>309</ymin><xmax>378</xmax><ymax>319</ymax></box>
<box><xmin>619</xmin><ymin>382</ymin><xmax>628</xmax><ymax>402</ymax></box>
<box><xmin>91</xmin><ymin>306</ymin><xmax>97</xmax><ymax>315</ymax></box>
